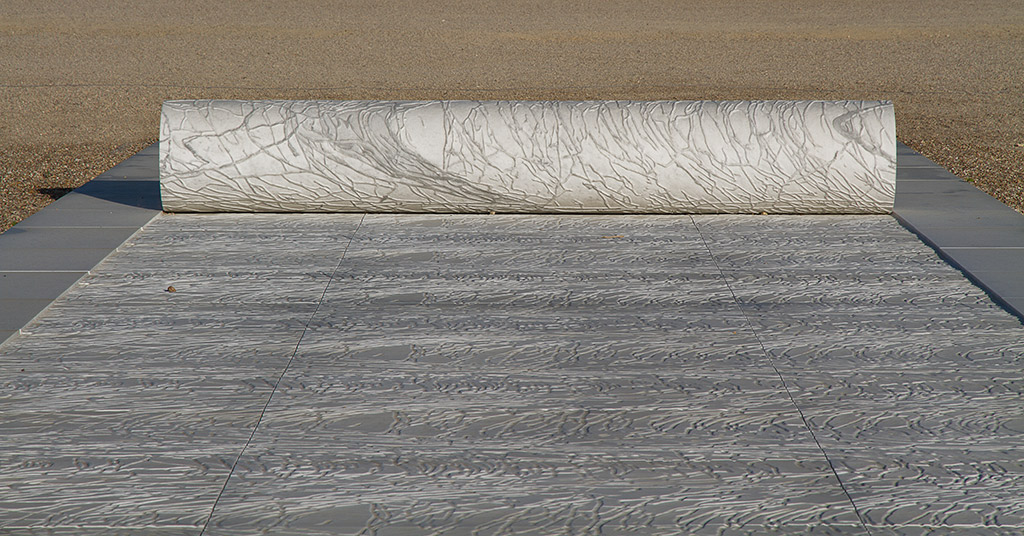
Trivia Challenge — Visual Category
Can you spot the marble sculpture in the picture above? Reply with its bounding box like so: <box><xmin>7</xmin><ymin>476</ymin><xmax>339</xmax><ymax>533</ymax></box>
<box><xmin>159</xmin><ymin>100</ymin><xmax>896</xmax><ymax>213</ymax></box>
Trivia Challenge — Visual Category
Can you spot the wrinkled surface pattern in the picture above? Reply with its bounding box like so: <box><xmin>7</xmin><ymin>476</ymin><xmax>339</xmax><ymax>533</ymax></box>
<box><xmin>160</xmin><ymin>100</ymin><xmax>896</xmax><ymax>213</ymax></box>
<box><xmin>2</xmin><ymin>213</ymin><xmax>1022</xmax><ymax>535</ymax></box>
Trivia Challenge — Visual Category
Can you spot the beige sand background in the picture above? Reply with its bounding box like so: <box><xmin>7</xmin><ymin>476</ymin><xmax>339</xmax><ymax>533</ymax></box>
<box><xmin>2</xmin><ymin>0</ymin><xmax>1022</xmax><ymax>230</ymax></box>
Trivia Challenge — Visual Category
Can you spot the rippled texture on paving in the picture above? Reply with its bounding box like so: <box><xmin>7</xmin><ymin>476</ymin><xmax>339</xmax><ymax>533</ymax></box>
<box><xmin>1</xmin><ymin>214</ymin><xmax>1022</xmax><ymax>535</ymax></box>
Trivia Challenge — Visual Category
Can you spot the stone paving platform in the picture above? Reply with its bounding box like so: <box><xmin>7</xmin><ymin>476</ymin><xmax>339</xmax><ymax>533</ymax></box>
<box><xmin>3</xmin><ymin>142</ymin><xmax>1023</xmax><ymax>347</ymax></box>
<box><xmin>1</xmin><ymin>144</ymin><xmax>1023</xmax><ymax>534</ymax></box>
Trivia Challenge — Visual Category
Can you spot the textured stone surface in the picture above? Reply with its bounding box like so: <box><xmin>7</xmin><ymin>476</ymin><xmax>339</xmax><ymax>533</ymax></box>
<box><xmin>2</xmin><ymin>213</ymin><xmax>1023</xmax><ymax>534</ymax></box>
<box><xmin>160</xmin><ymin>100</ymin><xmax>896</xmax><ymax>214</ymax></box>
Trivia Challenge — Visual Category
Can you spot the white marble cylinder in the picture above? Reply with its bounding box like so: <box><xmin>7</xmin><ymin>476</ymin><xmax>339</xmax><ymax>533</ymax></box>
<box><xmin>159</xmin><ymin>100</ymin><xmax>896</xmax><ymax>213</ymax></box>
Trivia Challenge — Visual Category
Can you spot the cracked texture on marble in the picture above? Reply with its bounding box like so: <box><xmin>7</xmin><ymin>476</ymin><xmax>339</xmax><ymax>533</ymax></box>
<box><xmin>160</xmin><ymin>100</ymin><xmax>896</xmax><ymax>214</ymax></box>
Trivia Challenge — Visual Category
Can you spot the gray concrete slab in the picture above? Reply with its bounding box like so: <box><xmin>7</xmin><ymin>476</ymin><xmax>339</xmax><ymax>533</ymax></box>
<box><xmin>892</xmin><ymin>141</ymin><xmax>1024</xmax><ymax>320</ymax></box>
<box><xmin>0</xmin><ymin>248</ymin><xmax>121</xmax><ymax>272</ymax></box>
<box><xmin>896</xmin><ymin>226</ymin><xmax>1024</xmax><ymax>248</ymax></box>
<box><xmin>939</xmin><ymin>247</ymin><xmax>1024</xmax><ymax>273</ymax></box>
<box><xmin>2</xmin><ymin>140</ymin><xmax>1024</xmax><ymax>534</ymax></box>
<box><xmin>0</xmin><ymin>272</ymin><xmax>88</xmax><ymax>300</ymax></box>
<box><xmin>90</xmin><ymin>143</ymin><xmax>159</xmax><ymax>181</ymax></box>
<box><xmin>894</xmin><ymin>157</ymin><xmax>940</xmax><ymax>168</ymax></box>
<box><xmin>15</xmin><ymin>205</ymin><xmax>162</xmax><ymax>228</ymax></box>
<box><xmin>896</xmin><ymin>142</ymin><xmax>919</xmax><ymax>155</ymax></box>
<box><xmin>4</xmin><ymin>212</ymin><xmax>1023</xmax><ymax>534</ymax></box>
<box><xmin>40</xmin><ymin>190</ymin><xmax>158</xmax><ymax>212</ymax></box>
<box><xmin>760</xmin><ymin>354</ymin><xmax>1024</xmax><ymax>533</ymax></box>
<box><xmin>956</xmin><ymin>270</ymin><xmax>1024</xmax><ymax>299</ymax></box>
<box><xmin>896</xmin><ymin>166</ymin><xmax>962</xmax><ymax>181</ymax></box>
<box><xmin>0</xmin><ymin>214</ymin><xmax>365</xmax><ymax>532</ymax></box>
<box><xmin>896</xmin><ymin>178</ymin><xmax>983</xmax><ymax>196</ymax></box>
<box><xmin>893</xmin><ymin>206</ymin><xmax>1024</xmax><ymax>228</ymax></box>
<box><xmin>0</xmin><ymin>299</ymin><xmax>55</xmax><ymax>331</ymax></box>
<box><xmin>897</xmin><ymin>190</ymin><xmax>1016</xmax><ymax>212</ymax></box>
<box><xmin>0</xmin><ymin>223</ymin><xmax>139</xmax><ymax>333</ymax></box>
<box><xmin>0</xmin><ymin>226</ymin><xmax>143</xmax><ymax>250</ymax></box>
<box><xmin>895</xmin><ymin>150</ymin><xmax>939</xmax><ymax>168</ymax></box>
<box><xmin>0</xmin><ymin>144</ymin><xmax>160</xmax><ymax>344</ymax></box>
<box><xmin>70</xmin><ymin>179</ymin><xmax>162</xmax><ymax>209</ymax></box>
<box><xmin>693</xmin><ymin>214</ymin><xmax>1024</xmax><ymax>535</ymax></box>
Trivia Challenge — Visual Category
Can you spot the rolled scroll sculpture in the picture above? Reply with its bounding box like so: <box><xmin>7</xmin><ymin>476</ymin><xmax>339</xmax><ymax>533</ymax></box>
<box><xmin>159</xmin><ymin>100</ymin><xmax>896</xmax><ymax>213</ymax></box>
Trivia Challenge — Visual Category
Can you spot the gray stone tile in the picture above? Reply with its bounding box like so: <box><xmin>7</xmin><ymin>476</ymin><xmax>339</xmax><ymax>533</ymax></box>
<box><xmin>898</xmin><ymin>225</ymin><xmax>1024</xmax><ymax>248</ymax></box>
<box><xmin>14</xmin><ymin>206</ymin><xmax>159</xmax><ymax>228</ymax></box>
<box><xmin>0</xmin><ymin>244</ymin><xmax>311</xmax><ymax>530</ymax></box>
<box><xmin>0</xmin><ymin>248</ymin><xmax>117</xmax><ymax>271</ymax></box>
<box><xmin>999</xmin><ymin>296</ymin><xmax>1024</xmax><ymax>318</ymax></box>
<box><xmin>4</xmin><ymin>210</ymin><xmax>1024</xmax><ymax>533</ymax></box>
<box><xmin>311</xmin><ymin>214</ymin><xmax>747</xmax><ymax>350</ymax></box>
<box><xmin>894</xmin><ymin>206</ymin><xmax>1024</xmax><ymax>230</ymax></box>
<box><xmin>36</xmin><ymin>190</ymin><xmax>152</xmax><ymax>212</ymax></box>
<box><xmin>896</xmin><ymin>166</ymin><xmax>962</xmax><ymax>180</ymax></box>
<box><xmin>0</xmin><ymin>343</ymin><xmax>286</xmax><ymax>529</ymax></box>
<box><xmin>896</xmin><ymin>141</ymin><xmax>924</xmax><ymax>156</ymax></box>
<box><xmin>2</xmin><ymin>321</ymin><xmax>303</xmax><ymax>376</ymax></box>
<box><xmin>896</xmin><ymin>152</ymin><xmax>941</xmax><ymax>167</ymax></box>
<box><xmin>940</xmin><ymin>247</ymin><xmax>1024</xmax><ymax>274</ymax></box>
<box><xmin>894</xmin><ymin>190</ymin><xmax>1012</xmax><ymax>212</ymax></box>
<box><xmin>703</xmin><ymin>211</ymin><xmax>1024</xmax><ymax>532</ymax></box>
<box><xmin>150</xmin><ymin>212</ymin><xmax>364</xmax><ymax>232</ymax></box>
<box><xmin>0</xmin><ymin>446</ymin><xmax>232</xmax><ymax>530</ymax></box>
<box><xmin>695</xmin><ymin>214</ymin><xmax>1005</xmax><ymax>319</ymax></box>
<box><xmin>254</xmin><ymin>367</ymin><xmax>806</xmax><ymax>447</ymax></box>
<box><xmin>0</xmin><ymin>298</ymin><xmax>52</xmax><ymax>330</ymax></box>
<box><xmin>780</xmin><ymin>369</ymin><xmax>1024</xmax><ymax>444</ymax></box>
<box><xmin>28</xmin><ymin>299</ymin><xmax>317</xmax><ymax>334</ymax></box>
<box><xmin>712</xmin><ymin>246</ymin><xmax>952</xmax><ymax>274</ymax></box>
<box><xmin>0</xmin><ymin>226</ymin><xmax>140</xmax><ymax>251</ymax></box>
<box><xmin>895</xmin><ymin>179</ymin><xmax>981</xmax><ymax>195</ymax></box>
<box><xmin>746</xmin><ymin>306</ymin><xmax>1021</xmax><ymax>334</ymax></box>
<box><xmin>1</xmin><ymin>529</ymin><xmax>195</xmax><ymax>536</ymax></box>
<box><xmin>963</xmin><ymin>270</ymin><xmax>1024</xmax><ymax>299</ymax></box>
<box><xmin>753</xmin><ymin>329</ymin><xmax>1024</xmax><ymax>372</ymax></box>
<box><xmin>692</xmin><ymin>214</ymin><xmax>908</xmax><ymax>248</ymax></box>
<box><xmin>208</xmin><ymin>444</ymin><xmax>859</xmax><ymax>535</ymax></box>
<box><xmin>296</xmin><ymin>320</ymin><xmax>766</xmax><ymax>374</ymax></box>
<box><xmin>890</xmin><ymin>141</ymin><xmax>1024</xmax><ymax>322</ymax></box>
<box><xmin>201</xmin><ymin>212</ymin><xmax>862</xmax><ymax>534</ymax></box>
<box><xmin>59</xmin><ymin>268</ymin><xmax>336</xmax><ymax>306</ymax></box>
<box><xmin>73</xmin><ymin>179</ymin><xmax>161</xmax><ymax>210</ymax></box>
<box><xmin>0</xmin><ymin>376</ymin><xmax>270</xmax><ymax>453</ymax></box>
<box><xmin>0</xmin><ymin>272</ymin><xmax>86</xmax><ymax>300</ymax></box>
<box><xmin>727</xmin><ymin>273</ymin><xmax>996</xmax><ymax>310</ymax></box>
<box><xmin>45</xmin><ymin>213</ymin><xmax>366</xmax><ymax>307</ymax></box>
<box><xmin>748</xmin><ymin>332</ymin><xmax>1024</xmax><ymax>533</ymax></box>
<box><xmin>91</xmin><ymin>144</ymin><xmax>158</xmax><ymax>181</ymax></box>
<box><xmin>833</xmin><ymin>445</ymin><xmax>1024</xmax><ymax>533</ymax></box>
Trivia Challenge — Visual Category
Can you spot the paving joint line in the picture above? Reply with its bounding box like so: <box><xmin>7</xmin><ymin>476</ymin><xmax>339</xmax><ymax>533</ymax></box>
<box><xmin>198</xmin><ymin>213</ymin><xmax>366</xmax><ymax>535</ymax></box>
<box><xmin>688</xmin><ymin>215</ymin><xmax>872</xmax><ymax>535</ymax></box>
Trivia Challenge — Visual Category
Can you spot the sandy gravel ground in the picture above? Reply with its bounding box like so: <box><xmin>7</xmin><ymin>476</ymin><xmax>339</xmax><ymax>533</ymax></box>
<box><xmin>2</xmin><ymin>0</ymin><xmax>1022</xmax><ymax>231</ymax></box>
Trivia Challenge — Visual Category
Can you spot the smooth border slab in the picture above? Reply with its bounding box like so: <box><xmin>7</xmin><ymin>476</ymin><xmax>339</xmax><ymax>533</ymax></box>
<box><xmin>0</xmin><ymin>143</ymin><xmax>161</xmax><ymax>341</ymax></box>
<box><xmin>893</xmin><ymin>141</ymin><xmax>1024</xmax><ymax>320</ymax></box>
